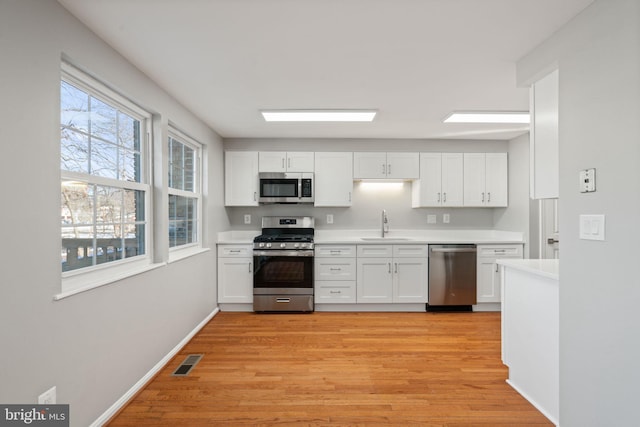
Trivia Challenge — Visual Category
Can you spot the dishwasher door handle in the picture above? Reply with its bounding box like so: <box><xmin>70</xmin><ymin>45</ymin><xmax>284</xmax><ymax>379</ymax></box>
<box><xmin>430</xmin><ymin>248</ymin><xmax>477</xmax><ymax>253</ymax></box>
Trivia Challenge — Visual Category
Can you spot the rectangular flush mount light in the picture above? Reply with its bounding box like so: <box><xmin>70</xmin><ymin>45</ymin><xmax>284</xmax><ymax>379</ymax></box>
<box><xmin>443</xmin><ymin>111</ymin><xmax>530</xmax><ymax>124</ymax></box>
<box><xmin>261</xmin><ymin>110</ymin><xmax>377</xmax><ymax>122</ymax></box>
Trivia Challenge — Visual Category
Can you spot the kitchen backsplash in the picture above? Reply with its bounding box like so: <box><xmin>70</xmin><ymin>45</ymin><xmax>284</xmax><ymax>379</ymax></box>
<box><xmin>225</xmin><ymin>181</ymin><xmax>496</xmax><ymax>230</ymax></box>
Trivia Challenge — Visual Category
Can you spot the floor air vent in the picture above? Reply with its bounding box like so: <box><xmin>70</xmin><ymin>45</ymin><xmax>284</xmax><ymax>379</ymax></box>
<box><xmin>172</xmin><ymin>354</ymin><xmax>203</xmax><ymax>376</ymax></box>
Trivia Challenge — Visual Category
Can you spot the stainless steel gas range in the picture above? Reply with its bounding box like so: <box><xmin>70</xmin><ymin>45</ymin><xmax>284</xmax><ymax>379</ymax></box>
<box><xmin>252</xmin><ymin>216</ymin><xmax>314</xmax><ymax>313</ymax></box>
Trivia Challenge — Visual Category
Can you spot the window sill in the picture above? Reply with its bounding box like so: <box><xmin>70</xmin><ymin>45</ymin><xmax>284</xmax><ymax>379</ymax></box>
<box><xmin>168</xmin><ymin>246</ymin><xmax>211</xmax><ymax>264</ymax></box>
<box><xmin>55</xmin><ymin>261</ymin><xmax>166</xmax><ymax>301</ymax></box>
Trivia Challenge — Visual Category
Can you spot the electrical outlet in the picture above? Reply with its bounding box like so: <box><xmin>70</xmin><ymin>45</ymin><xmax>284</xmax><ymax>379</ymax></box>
<box><xmin>427</xmin><ymin>214</ymin><xmax>437</xmax><ymax>224</ymax></box>
<box><xmin>443</xmin><ymin>213</ymin><xmax>450</xmax><ymax>224</ymax></box>
<box><xmin>38</xmin><ymin>386</ymin><xmax>56</xmax><ymax>405</ymax></box>
<box><xmin>243</xmin><ymin>214</ymin><xmax>251</xmax><ymax>225</ymax></box>
<box><xmin>326</xmin><ymin>214</ymin><xmax>334</xmax><ymax>224</ymax></box>
<box><xmin>579</xmin><ymin>168</ymin><xmax>596</xmax><ymax>193</ymax></box>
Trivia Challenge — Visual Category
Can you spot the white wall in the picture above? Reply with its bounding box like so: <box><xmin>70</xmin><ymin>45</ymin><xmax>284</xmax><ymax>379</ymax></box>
<box><xmin>224</xmin><ymin>138</ymin><xmax>515</xmax><ymax>231</ymax></box>
<box><xmin>517</xmin><ymin>0</ymin><xmax>640</xmax><ymax>424</ymax></box>
<box><xmin>494</xmin><ymin>133</ymin><xmax>531</xmax><ymax>256</ymax></box>
<box><xmin>0</xmin><ymin>1</ymin><xmax>227</xmax><ymax>425</ymax></box>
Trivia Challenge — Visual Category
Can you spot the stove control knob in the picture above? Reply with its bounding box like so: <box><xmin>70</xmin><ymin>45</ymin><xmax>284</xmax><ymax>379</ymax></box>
<box><xmin>294</xmin><ymin>243</ymin><xmax>300</xmax><ymax>248</ymax></box>
<box><xmin>258</xmin><ymin>242</ymin><xmax>265</xmax><ymax>248</ymax></box>
<box><xmin>280</xmin><ymin>243</ymin><xmax>286</xmax><ymax>248</ymax></box>
<box><xmin>266</xmin><ymin>243</ymin><xmax>272</xmax><ymax>248</ymax></box>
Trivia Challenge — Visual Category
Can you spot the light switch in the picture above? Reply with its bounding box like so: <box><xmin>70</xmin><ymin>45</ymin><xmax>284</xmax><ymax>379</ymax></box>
<box><xmin>244</xmin><ymin>214</ymin><xmax>251</xmax><ymax>224</ymax></box>
<box><xmin>326</xmin><ymin>214</ymin><xmax>334</xmax><ymax>224</ymax></box>
<box><xmin>579</xmin><ymin>214</ymin><xmax>605</xmax><ymax>241</ymax></box>
<box><xmin>443</xmin><ymin>213</ymin><xmax>450</xmax><ymax>224</ymax></box>
<box><xmin>427</xmin><ymin>214</ymin><xmax>437</xmax><ymax>224</ymax></box>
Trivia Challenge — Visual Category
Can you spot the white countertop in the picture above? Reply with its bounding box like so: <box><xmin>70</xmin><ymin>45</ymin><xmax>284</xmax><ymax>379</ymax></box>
<box><xmin>217</xmin><ymin>229</ymin><xmax>524</xmax><ymax>245</ymax></box>
<box><xmin>497</xmin><ymin>258</ymin><xmax>559</xmax><ymax>281</ymax></box>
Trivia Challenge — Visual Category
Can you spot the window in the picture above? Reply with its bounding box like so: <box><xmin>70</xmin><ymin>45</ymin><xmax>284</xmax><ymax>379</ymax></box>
<box><xmin>168</xmin><ymin>129</ymin><xmax>202</xmax><ymax>249</ymax></box>
<box><xmin>60</xmin><ymin>63</ymin><xmax>151</xmax><ymax>278</ymax></box>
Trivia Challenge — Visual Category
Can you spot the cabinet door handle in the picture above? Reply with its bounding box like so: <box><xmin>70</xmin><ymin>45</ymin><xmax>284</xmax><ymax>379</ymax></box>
<box><xmin>547</xmin><ymin>238</ymin><xmax>559</xmax><ymax>244</ymax></box>
<box><xmin>488</xmin><ymin>192</ymin><xmax>491</xmax><ymax>203</ymax></box>
<box><xmin>495</xmin><ymin>263</ymin><xmax>499</xmax><ymax>273</ymax></box>
<box><xmin>330</xmin><ymin>290</ymin><xmax>342</xmax><ymax>294</ymax></box>
<box><xmin>249</xmin><ymin>262</ymin><xmax>252</xmax><ymax>273</ymax></box>
<box><xmin>443</xmin><ymin>192</ymin><xmax>447</xmax><ymax>203</ymax></box>
<box><xmin>287</xmin><ymin>158</ymin><xmax>291</xmax><ymax>169</ymax></box>
<box><xmin>437</xmin><ymin>192</ymin><xmax>441</xmax><ymax>203</ymax></box>
<box><xmin>388</xmin><ymin>263</ymin><xmax>391</xmax><ymax>274</ymax></box>
<box><xmin>387</xmin><ymin>164</ymin><xmax>391</xmax><ymax>175</ymax></box>
<box><xmin>349</xmin><ymin>192</ymin><xmax>352</xmax><ymax>202</ymax></box>
<box><xmin>481</xmin><ymin>192</ymin><xmax>485</xmax><ymax>202</ymax></box>
<box><xmin>253</xmin><ymin>191</ymin><xmax>257</xmax><ymax>201</ymax></box>
<box><xmin>329</xmin><ymin>268</ymin><xmax>342</xmax><ymax>271</ymax></box>
<box><xmin>282</xmin><ymin>158</ymin><xmax>285</xmax><ymax>169</ymax></box>
<box><xmin>394</xmin><ymin>263</ymin><xmax>398</xmax><ymax>273</ymax></box>
<box><xmin>382</xmin><ymin>163</ymin><xmax>386</xmax><ymax>175</ymax></box>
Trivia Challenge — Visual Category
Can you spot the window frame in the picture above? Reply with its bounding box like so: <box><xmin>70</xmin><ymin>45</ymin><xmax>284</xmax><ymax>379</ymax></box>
<box><xmin>59</xmin><ymin>62</ymin><xmax>155</xmax><ymax>298</ymax></box>
<box><xmin>167</xmin><ymin>126</ymin><xmax>203</xmax><ymax>256</ymax></box>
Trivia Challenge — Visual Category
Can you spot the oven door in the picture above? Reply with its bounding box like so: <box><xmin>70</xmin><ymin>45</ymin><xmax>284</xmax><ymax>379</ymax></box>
<box><xmin>253</xmin><ymin>250</ymin><xmax>314</xmax><ymax>294</ymax></box>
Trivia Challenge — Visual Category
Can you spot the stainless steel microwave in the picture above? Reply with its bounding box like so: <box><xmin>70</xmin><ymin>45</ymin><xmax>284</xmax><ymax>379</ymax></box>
<box><xmin>258</xmin><ymin>172</ymin><xmax>314</xmax><ymax>204</ymax></box>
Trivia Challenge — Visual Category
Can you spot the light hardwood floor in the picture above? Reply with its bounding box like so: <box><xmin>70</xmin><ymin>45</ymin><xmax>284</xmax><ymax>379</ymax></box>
<box><xmin>107</xmin><ymin>312</ymin><xmax>552</xmax><ymax>426</ymax></box>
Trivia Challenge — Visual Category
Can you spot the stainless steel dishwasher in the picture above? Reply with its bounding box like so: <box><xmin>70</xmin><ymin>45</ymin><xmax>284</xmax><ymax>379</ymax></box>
<box><xmin>428</xmin><ymin>244</ymin><xmax>477</xmax><ymax>311</ymax></box>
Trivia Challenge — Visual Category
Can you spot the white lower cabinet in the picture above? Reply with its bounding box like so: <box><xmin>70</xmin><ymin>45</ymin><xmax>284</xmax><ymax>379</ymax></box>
<box><xmin>476</xmin><ymin>244</ymin><xmax>523</xmax><ymax>303</ymax></box>
<box><xmin>217</xmin><ymin>245</ymin><xmax>253</xmax><ymax>303</ymax></box>
<box><xmin>356</xmin><ymin>245</ymin><xmax>428</xmax><ymax>303</ymax></box>
<box><xmin>314</xmin><ymin>245</ymin><xmax>356</xmax><ymax>304</ymax></box>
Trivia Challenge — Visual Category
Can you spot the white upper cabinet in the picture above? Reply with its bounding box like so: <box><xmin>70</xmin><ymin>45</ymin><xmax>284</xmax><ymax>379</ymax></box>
<box><xmin>463</xmin><ymin>153</ymin><xmax>508</xmax><ymax>207</ymax></box>
<box><xmin>353</xmin><ymin>152</ymin><xmax>419</xmax><ymax>179</ymax></box>
<box><xmin>530</xmin><ymin>69</ymin><xmax>559</xmax><ymax>199</ymax></box>
<box><xmin>259</xmin><ymin>151</ymin><xmax>314</xmax><ymax>172</ymax></box>
<box><xmin>224</xmin><ymin>151</ymin><xmax>259</xmax><ymax>206</ymax></box>
<box><xmin>314</xmin><ymin>152</ymin><xmax>353</xmax><ymax>207</ymax></box>
<box><xmin>412</xmin><ymin>153</ymin><xmax>463</xmax><ymax>207</ymax></box>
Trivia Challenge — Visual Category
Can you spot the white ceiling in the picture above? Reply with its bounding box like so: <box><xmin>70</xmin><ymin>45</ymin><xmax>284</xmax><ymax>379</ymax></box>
<box><xmin>58</xmin><ymin>0</ymin><xmax>593</xmax><ymax>140</ymax></box>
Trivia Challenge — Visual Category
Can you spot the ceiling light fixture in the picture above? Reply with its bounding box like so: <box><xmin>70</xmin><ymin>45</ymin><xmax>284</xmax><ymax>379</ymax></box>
<box><xmin>261</xmin><ymin>110</ymin><xmax>377</xmax><ymax>122</ymax></box>
<box><xmin>443</xmin><ymin>111</ymin><xmax>530</xmax><ymax>124</ymax></box>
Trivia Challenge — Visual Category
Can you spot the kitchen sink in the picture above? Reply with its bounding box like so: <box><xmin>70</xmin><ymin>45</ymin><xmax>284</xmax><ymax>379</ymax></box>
<box><xmin>360</xmin><ymin>237</ymin><xmax>412</xmax><ymax>241</ymax></box>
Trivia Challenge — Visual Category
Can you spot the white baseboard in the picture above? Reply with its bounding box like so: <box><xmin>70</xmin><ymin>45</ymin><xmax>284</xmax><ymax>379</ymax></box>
<box><xmin>90</xmin><ymin>307</ymin><xmax>220</xmax><ymax>427</ymax></box>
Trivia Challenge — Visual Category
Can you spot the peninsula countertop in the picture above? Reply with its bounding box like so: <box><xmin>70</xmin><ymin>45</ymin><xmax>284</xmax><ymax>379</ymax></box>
<box><xmin>497</xmin><ymin>258</ymin><xmax>559</xmax><ymax>281</ymax></box>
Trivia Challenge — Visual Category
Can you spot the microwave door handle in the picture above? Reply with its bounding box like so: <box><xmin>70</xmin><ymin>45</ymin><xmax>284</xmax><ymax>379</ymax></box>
<box><xmin>298</xmin><ymin>179</ymin><xmax>302</xmax><ymax>200</ymax></box>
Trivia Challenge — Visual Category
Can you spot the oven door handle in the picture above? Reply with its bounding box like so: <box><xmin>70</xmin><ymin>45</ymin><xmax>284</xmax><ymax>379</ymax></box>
<box><xmin>253</xmin><ymin>250</ymin><xmax>314</xmax><ymax>257</ymax></box>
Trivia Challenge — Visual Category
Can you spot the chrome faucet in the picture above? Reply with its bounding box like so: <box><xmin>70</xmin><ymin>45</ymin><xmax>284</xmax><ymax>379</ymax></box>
<box><xmin>381</xmin><ymin>209</ymin><xmax>389</xmax><ymax>237</ymax></box>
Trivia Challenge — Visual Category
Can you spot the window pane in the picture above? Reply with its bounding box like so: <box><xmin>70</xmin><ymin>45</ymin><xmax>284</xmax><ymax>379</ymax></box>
<box><xmin>90</xmin><ymin>96</ymin><xmax>117</xmax><ymax>143</ymax></box>
<box><xmin>61</xmin><ymin>182</ymin><xmax>94</xmax><ymax>225</ymax></box>
<box><xmin>183</xmin><ymin>146</ymin><xmax>195</xmax><ymax>192</ymax></box>
<box><xmin>96</xmin><ymin>186</ymin><xmax>122</xmax><ymax>224</ymax></box>
<box><xmin>169</xmin><ymin>195</ymin><xmax>197</xmax><ymax>248</ymax></box>
<box><xmin>121</xmin><ymin>149</ymin><xmax>141</xmax><ymax>182</ymax></box>
<box><xmin>123</xmin><ymin>190</ymin><xmax>144</xmax><ymax>222</ymax></box>
<box><xmin>118</xmin><ymin>111</ymin><xmax>138</xmax><ymax>150</ymax></box>
<box><xmin>124</xmin><ymin>224</ymin><xmax>145</xmax><ymax>257</ymax></box>
<box><xmin>61</xmin><ymin>81</ymin><xmax>89</xmax><ymax>133</ymax></box>
<box><xmin>61</xmin><ymin>129</ymin><xmax>89</xmax><ymax>173</ymax></box>
<box><xmin>61</xmin><ymin>226</ymin><xmax>95</xmax><ymax>272</ymax></box>
<box><xmin>91</xmin><ymin>139</ymin><xmax>118</xmax><ymax>179</ymax></box>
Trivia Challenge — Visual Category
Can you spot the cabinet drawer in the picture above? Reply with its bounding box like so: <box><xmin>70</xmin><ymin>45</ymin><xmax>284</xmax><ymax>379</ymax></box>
<box><xmin>315</xmin><ymin>245</ymin><xmax>356</xmax><ymax>257</ymax></box>
<box><xmin>477</xmin><ymin>244</ymin><xmax>523</xmax><ymax>258</ymax></box>
<box><xmin>393</xmin><ymin>245</ymin><xmax>428</xmax><ymax>257</ymax></box>
<box><xmin>315</xmin><ymin>281</ymin><xmax>356</xmax><ymax>303</ymax></box>
<box><xmin>357</xmin><ymin>245</ymin><xmax>393</xmax><ymax>257</ymax></box>
<box><xmin>315</xmin><ymin>259</ymin><xmax>356</xmax><ymax>281</ymax></box>
<box><xmin>218</xmin><ymin>245</ymin><xmax>253</xmax><ymax>257</ymax></box>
